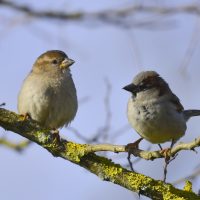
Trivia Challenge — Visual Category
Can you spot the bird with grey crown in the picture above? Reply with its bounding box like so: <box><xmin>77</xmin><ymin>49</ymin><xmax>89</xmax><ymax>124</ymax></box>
<box><xmin>123</xmin><ymin>71</ymin><xmax>200</xmax><ymax>148</ymax></box>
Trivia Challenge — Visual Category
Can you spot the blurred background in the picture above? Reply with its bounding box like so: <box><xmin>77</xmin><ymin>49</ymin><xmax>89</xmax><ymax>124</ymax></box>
<box><xmin>1</xmin><ymin>0</ymin><xmax>200</xmax><ymax>199</ymax></box>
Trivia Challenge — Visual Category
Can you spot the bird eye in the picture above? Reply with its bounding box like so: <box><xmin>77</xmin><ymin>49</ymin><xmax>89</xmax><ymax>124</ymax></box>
<box><xmin>138</xmin><ymin>82</ymin><xmax>152</xmax><ymax>91</ymax></box>
<box><xmin>52</xmin><ymin>59</ymin><xmax>58</xmax><ymax>65</ymax></box>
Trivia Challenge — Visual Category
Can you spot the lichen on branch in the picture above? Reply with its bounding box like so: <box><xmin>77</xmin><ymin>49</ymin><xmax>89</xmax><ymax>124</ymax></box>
<box><xmin>0</xmin><ymin>108</ymin><xmax>200</xmax><ymax>199</ymax></box>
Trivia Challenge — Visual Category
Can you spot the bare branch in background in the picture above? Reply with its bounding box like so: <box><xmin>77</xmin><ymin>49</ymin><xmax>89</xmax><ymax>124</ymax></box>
<box><xmin>66</xmin><ymin>78</ymin><xmax>113</xmax><ymax>144</ymax></box>
<box><xmin>0</xmin><ymin>0</ymin><xmax>83</xmax><ymax>20</ymax></box>
<box><xmin>97</xmin><ymin>78</ymin><xmax>112</xmax><ymax>142</ymax></box>
<box><xmin>67</xmin><ymin>126</ymin><xmax>92</xmax><ymax>143</ymax></box>
<box><xmin>0</xmin><ymin>16</ymin><xmax>32</xmax><ymax>39</ymax></box>
<box><xmin>179</xmin><ymin>17</ymin><xmax>200</xmax><ymax>75</ymax></box>
<box><xmin>173</xmin><ymin>166</ymin><xmax>200</xmax><ymax>185</ymax></box>
<box><xmin>0</xmin><ymin>137</ymin><xmax>31</xmax><ymax>152</ymax></box>
<box><xmin>2</xmin><ymin>1</ymin><xmax>200</xmax><ymax>28</ymax></box>
<box><xmin>126</xmin><ymin>30</ymin><xmax>143</xmax><ymax>70</ymax></box>
<box><xmin>2</xmin><ymin>1</ymin><xmax>200</xmax><ymax>19</ymax></box>
<box><xmin>0</xmin><ymin>104</ymin><xmax>31</xmax><ymax>152</ymax></box>
<box><xmin>0</xmin><ymin>103</ymin><xmax>5</xmax><ymax>107</ymax></box>
<box><xmin>110</xmin><ymin>124</ymin><xmax>130</xmax><ymax>141</ymax></box>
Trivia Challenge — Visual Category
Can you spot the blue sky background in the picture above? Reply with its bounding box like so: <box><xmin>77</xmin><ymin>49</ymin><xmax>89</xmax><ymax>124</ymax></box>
<box><xmin>1</xmin><ymin>1</ymin><xmax>200</xmax><ymax>199</ymax></box>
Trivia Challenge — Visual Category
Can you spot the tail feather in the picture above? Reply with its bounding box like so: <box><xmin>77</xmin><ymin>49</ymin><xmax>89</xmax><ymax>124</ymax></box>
<box><xmin>183</xmin><ymin>109</ymin><xmax>200</xmax><ymax>121</ymax></box>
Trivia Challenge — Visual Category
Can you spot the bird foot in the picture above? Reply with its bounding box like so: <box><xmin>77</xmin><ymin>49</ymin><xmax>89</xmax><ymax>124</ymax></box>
<box><xmin>125</xmin><ymin>138</ymin><xmax>143</xmax><ymax>151</ymax></box>
<box><xmin>125</xmin><ymin>138</ymin><xmax>143</xmax><ymax>172</ymax></box>
<box><xmin>50</xmin><ymin>128</ymin><xmax>61</xmax><ymax>143</ymax></box>
<box><xmin>19</xmin><ymin>113</ymin><xmax>31</xmax><ymax>121</ymax></box>
<box><xmin>160</xmin><ymin>148</ymin><xmax>171</xmax><ymax>159</ymax></box>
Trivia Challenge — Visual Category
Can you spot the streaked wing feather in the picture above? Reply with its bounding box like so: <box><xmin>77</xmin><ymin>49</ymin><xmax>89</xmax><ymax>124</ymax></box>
<box><xmin>170</xmin><ymin>93</ymin><xmax>184</xmax><ymax>112</ymax></box>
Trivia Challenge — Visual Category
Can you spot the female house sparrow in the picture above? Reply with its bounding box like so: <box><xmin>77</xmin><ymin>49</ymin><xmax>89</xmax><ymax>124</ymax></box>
<box><xmin>123</xmin><ymin>71</ymin><xmax>200</xmax><ymax>145</ymax></box>
<box><xmin>18</xmin><ymin>50</ymin><xmax>78</xmax><ymax>129</ymax></box>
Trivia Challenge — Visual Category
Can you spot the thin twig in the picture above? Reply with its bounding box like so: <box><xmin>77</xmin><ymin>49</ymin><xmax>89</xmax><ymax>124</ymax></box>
<box><xmin>85</xmin><ymin>138</ymin><xmax>200</xmax><ymax>161</ymax></box>
<box><xmin>127</xmin><ymin>151</ymin><xmax>134</xmax><ymax>171</ymax></box>
<box><xmin>66</xmin><ymin>126</ymin><xmax>92</xmax><ymax>143</ymax></box>
<box><xmin>110</xmin><ymin>124</ymin><xmax>130</xmax><ymax>141</ymax></box>
<box><xmin>2</xmin><ymin>1</ymin><xmax>200</xmax><ymax>18</ymax></box>
<box><xmin>163</xmin><ymin>154</ymin><xmax>178</xmax><ymax>183</ymax></box>
<box><xmin>101</xmin><ymin>78</ymin><xmax>112</xmax><ymax>142</ymax></box>
<box><xmin>66</xmin><ymin>79</ymin><xmax>112</xmax><ymax>144</ymax></box>
<box><xmin>0</xmin><ymin>138</ymin><xmax>31</xmax><ymax>152</ymax></box>
<box><xmin>179</xmin><ymin>17</ymin><xmax>200</xmax><ymax>75</ymax></box>
<box><xmin>173</xmin><ymin>167</ymin><xmax>200</xmax><ymax>185</ymax></box>
<box><xmin>0</xmin><ymin>103</ymin><xmax>5</xmax><ymax>107</ymax></box>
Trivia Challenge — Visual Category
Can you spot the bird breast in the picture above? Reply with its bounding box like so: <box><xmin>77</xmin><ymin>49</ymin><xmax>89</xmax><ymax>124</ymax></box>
<box><xmin>127</xmin><ymin>97</ymin><xmax>186</xmax><ymax>143</ymax></box>
<box><xmin>18</xmin><ymin>71</ymin><xmax>78</xmax><ymax>129</ymax></box>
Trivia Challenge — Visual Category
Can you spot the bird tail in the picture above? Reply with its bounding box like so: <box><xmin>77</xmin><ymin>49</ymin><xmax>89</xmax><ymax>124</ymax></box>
<box><xmin>183</xmin><ymin>109</ymin><xmax>200</xmax><ymax>121</ymax></box>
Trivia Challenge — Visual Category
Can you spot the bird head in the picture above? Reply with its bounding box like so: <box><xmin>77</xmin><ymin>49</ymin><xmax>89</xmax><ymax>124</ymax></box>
<box><xmin>32</xmin><ymin>50</ymin><xmax>75</xmax><ymax>74</ymax></box>
<box><xmin>123</xmin><ymin>71</ymin><xmax>170</xmax><ymax>97</ymax></box>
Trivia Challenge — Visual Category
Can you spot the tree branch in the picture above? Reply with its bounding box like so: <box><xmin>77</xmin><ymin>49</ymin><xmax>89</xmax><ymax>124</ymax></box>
<box><xmin>0</xmin><ymin>0</ymin><xmax>83</xmax><ymax>20</ymax></box>
<box><xmin>0</xmin><ymin>103</ymin><xmax>6</xmax><ymax>107</ymax></box>
<box><xmin>85</xmin><ymin>139</ymin><xmax>200</xmax><ymax>161</ymax></box>
<box><xmin>0</xmin><ymin>108</ymin><xmax>200</xmax><ymax>199</ymax></box>
<box><xmin>0</xmin><ymin>0</ymin><xmax>200</xmax><ymax>20</ymax></box>
<box><xmin>0</xmin><ymin>138</ymin><xmax>31</xmax><ymax>152</ymax></box>
<box><xmin>1</xmin><ymin>1</ymin><xmax>200</xmax><ymax>19</ymax></box>
<box><xmin>1</xmin><ymin>1</ymin><xmax>200</xmax><ymax>28</ymax></box>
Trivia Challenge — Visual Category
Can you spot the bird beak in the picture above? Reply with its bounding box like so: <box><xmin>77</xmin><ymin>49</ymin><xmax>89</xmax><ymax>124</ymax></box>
<box><xmin>60</xmin><ymin>58</ymin><xmax>75</xmax><ymax>69</ymax></box>
<box><xmin>123</xmin><ymin>83</ymin><xmax>138</xmax><ymax>93</ymax></box>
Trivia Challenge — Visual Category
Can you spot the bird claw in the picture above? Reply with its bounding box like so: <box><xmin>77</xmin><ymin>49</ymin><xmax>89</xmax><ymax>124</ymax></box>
<box><xmin>50</xmin><ymin>129</ymin><xmax>61</xmax><ymax>143</ymax></box>
<box><xmin>160</xmin><ymin>148</ymin><xmax>171</xmax><ymax>160</ymax></box>
<box><xmin>125</xmin><ymin>138</ymin><xmax>143</xmax><ymax>152</ymax></box>
<box><xmin>125</xmin><ymin>138</ymin><xmax>143</xmax><ymax>172</ymax></box>
<box><xmin>19</xmin><ymin>113</ymin><xmax>31</xmax><ymax>121</ymax></box>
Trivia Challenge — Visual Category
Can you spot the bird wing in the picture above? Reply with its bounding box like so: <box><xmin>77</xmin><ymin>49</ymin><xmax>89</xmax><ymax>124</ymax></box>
<box><xmin>169</xmin><ymin>93</ymin><xmax>184</xmax><ymax>112</ymax></box>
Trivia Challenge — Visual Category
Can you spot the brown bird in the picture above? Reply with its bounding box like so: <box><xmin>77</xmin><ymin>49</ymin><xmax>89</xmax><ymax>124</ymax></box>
<box><xmin>18</xmin><ymin>50</ymin><xmax>78</xmax><ymax>129</ymax></box>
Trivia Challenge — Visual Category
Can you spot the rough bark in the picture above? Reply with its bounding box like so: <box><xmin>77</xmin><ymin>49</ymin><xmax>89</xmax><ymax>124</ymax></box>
<box><xmin>0</xmin><ymin>108</ymin><xmax>200</xmax><ymax>200</ymax></box>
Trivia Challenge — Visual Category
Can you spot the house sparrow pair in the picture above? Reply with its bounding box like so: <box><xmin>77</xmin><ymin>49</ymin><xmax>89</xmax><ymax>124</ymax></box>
<box><xmin>18</xmin><ymin>50</ymin><xmax>200</xmax><ymax>147</ymax></box>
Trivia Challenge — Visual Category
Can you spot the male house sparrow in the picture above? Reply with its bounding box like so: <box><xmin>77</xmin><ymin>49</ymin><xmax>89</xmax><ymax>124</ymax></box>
<box><xmin>123</xmin><ymin>71</ymin><xmax>200</xmax><ymax>145</ymax></box>
<box><xmin>18</xmin><ymin>50</ymin><xmax>78</xmax><ymax>129</ymax></box>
